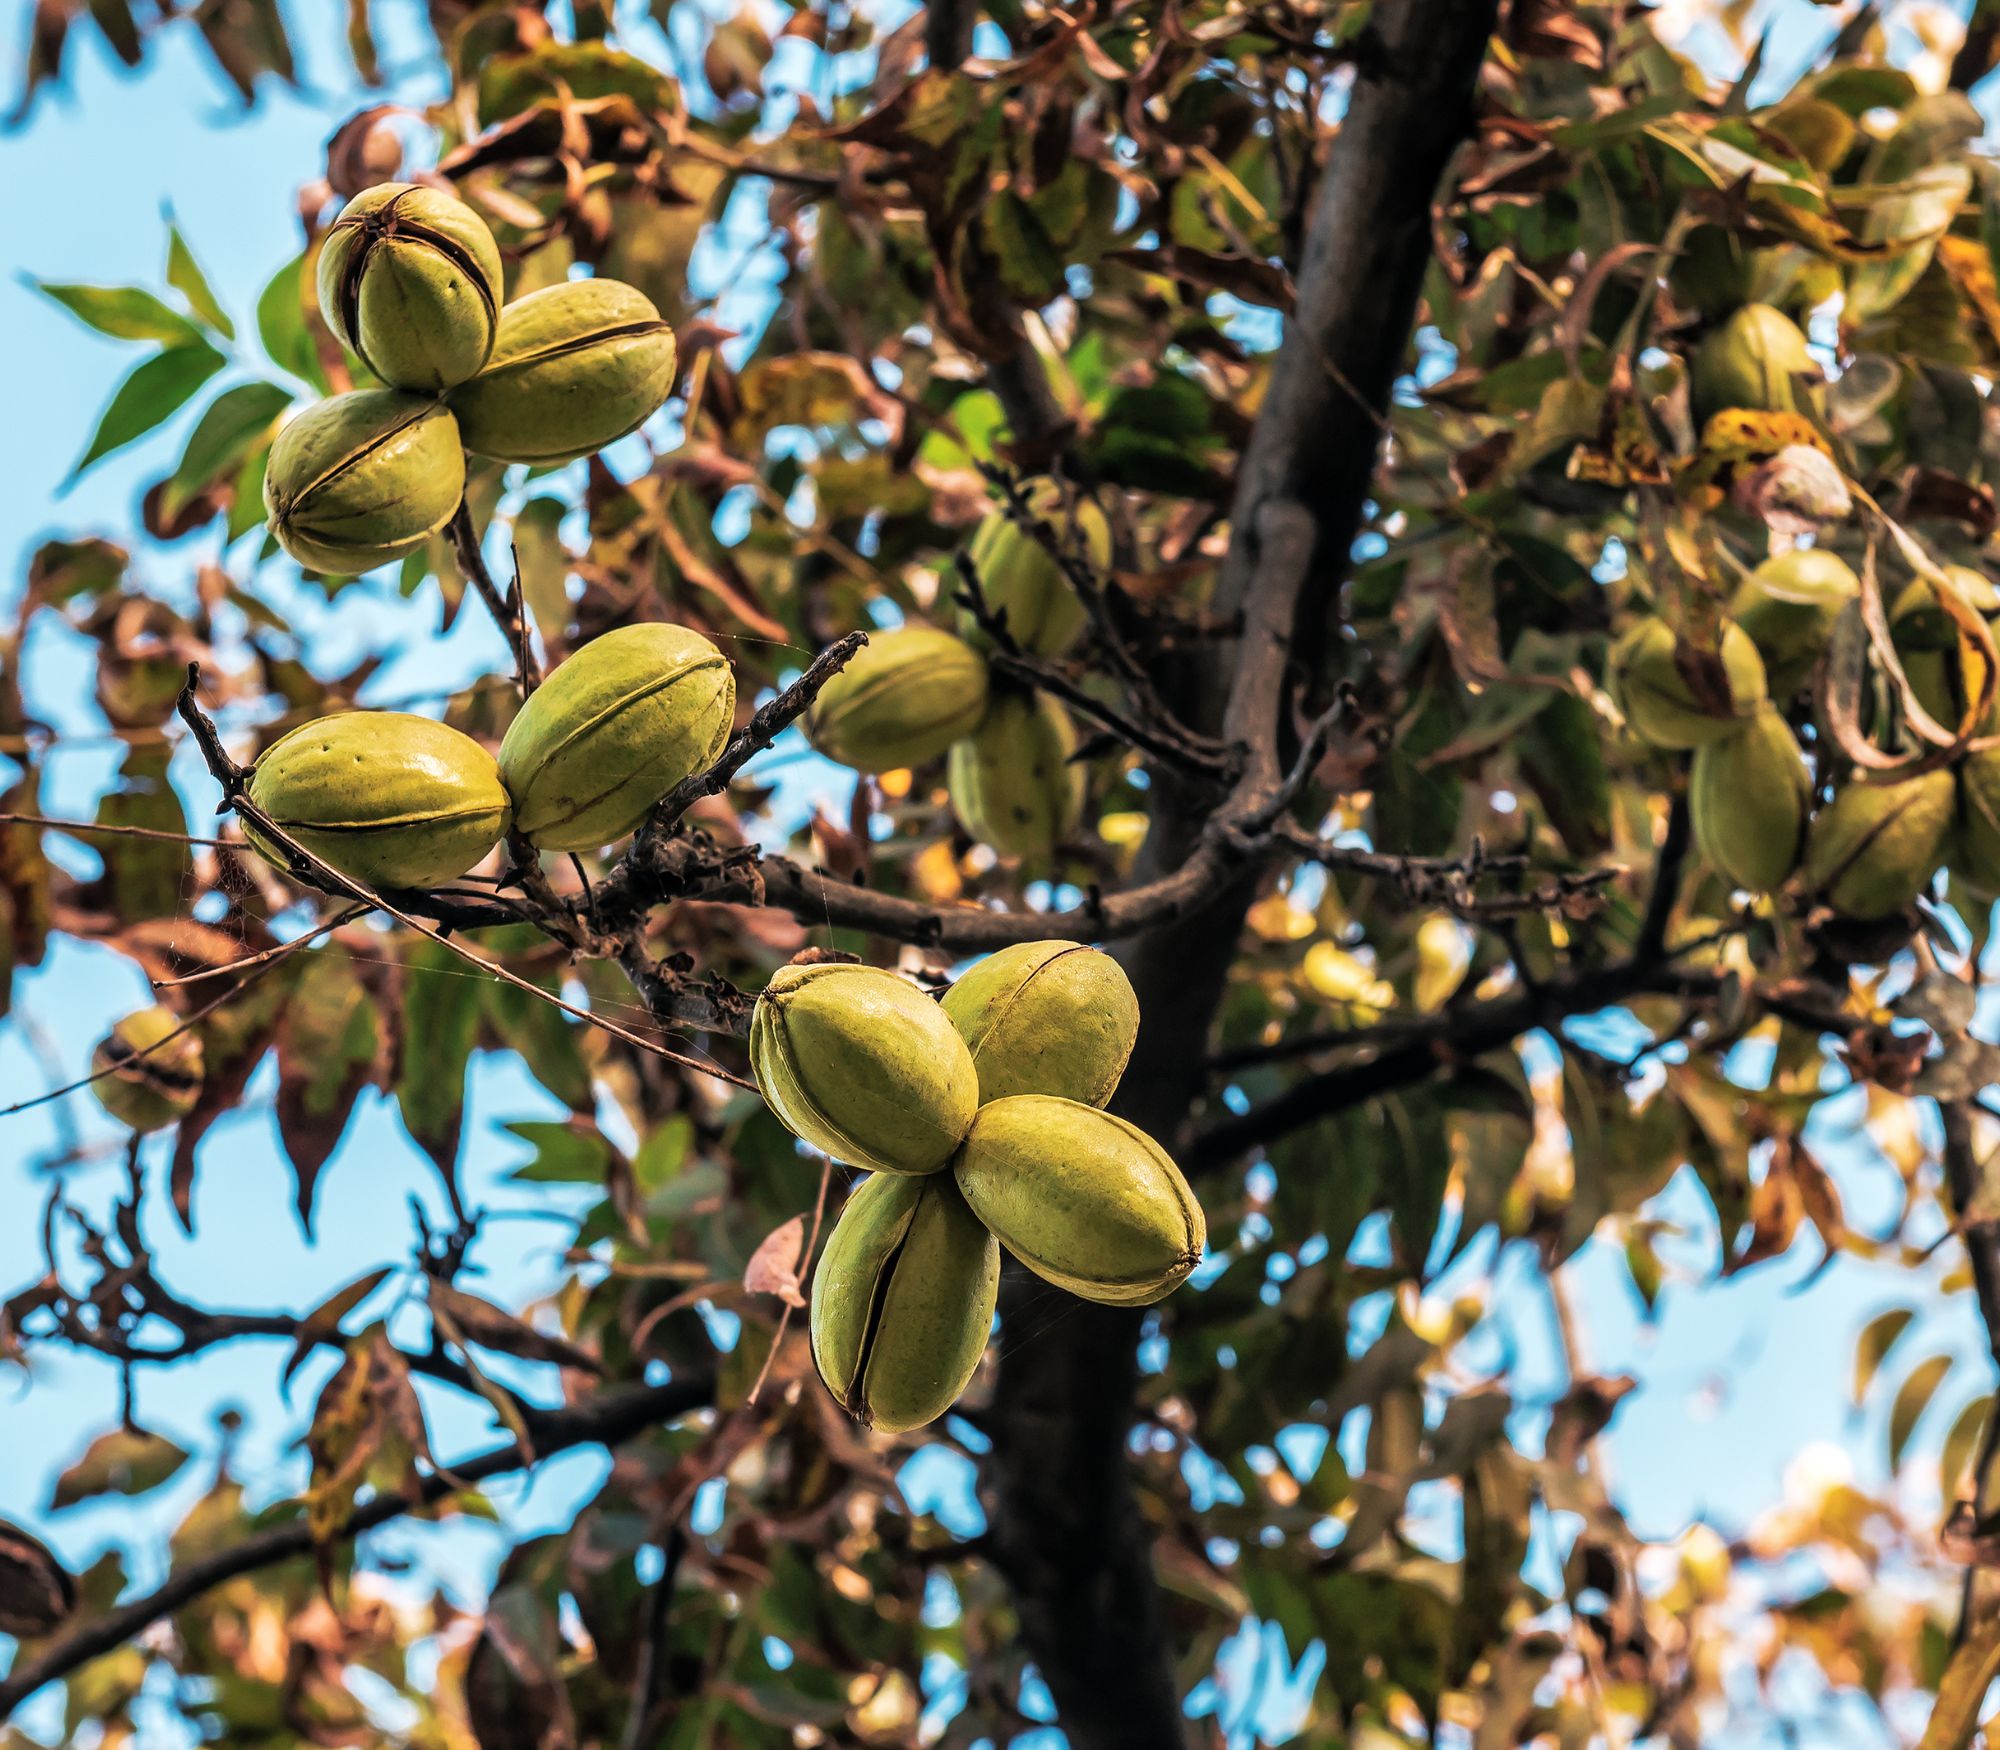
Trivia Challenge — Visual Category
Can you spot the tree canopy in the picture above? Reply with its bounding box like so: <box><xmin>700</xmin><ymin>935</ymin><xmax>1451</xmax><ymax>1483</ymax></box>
<box><xmin>12</xmin><ymin>1</ymin><xmax>2000</xmax><ymax>1746</ymax></box>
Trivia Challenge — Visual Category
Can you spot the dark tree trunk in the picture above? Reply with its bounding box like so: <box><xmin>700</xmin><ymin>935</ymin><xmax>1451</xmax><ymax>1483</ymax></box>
<box><xmin>980</xmin><ymin>4</ymin><xmax>1502</xmax><ymax>1743</ymax></box>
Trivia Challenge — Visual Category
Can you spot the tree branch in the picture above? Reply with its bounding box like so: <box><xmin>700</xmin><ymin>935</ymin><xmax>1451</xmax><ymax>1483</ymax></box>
<box><xmin>641</xmin><ymin>633</ymin><xmax>867</xmax><ymax>836</ymax></box>
<box><xmin>0</xmin><ymin>1377</ymin><xmax>712</xmax><ymax>1719</ymax></box>
<box><xmin>1941</xmin><ymin>1101</ymin><xmax>2000</xmax><ymax>1641</ymax></box>
<box><xmin>448</xmin><ymin>501</ymin><xmax>541</xmax><ymax>694</ymax></box>
<box><xmin>1189</xmin><ymin>957</ymin><xmax>1716</xmax><ymax>1172</ymax></box>
<box><xmin>925</xmin><ymin>0</ymin><xmax>977</xmax><ymax>70</ymax></box>
<box><xmin>982</xmin><ymin>6</ymin><xmax>1500</xmax><ymax>1745</ymax></box>
<box><xmin>1952</xmin><ymin>0</ymin><xmax>2000</xmax><ymax>90</ymax></box>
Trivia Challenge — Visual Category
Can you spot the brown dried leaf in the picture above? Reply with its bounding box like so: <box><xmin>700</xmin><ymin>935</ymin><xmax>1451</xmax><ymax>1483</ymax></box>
<box><xmin>282</xmin><ymin>1267</ymin><xmax>392</xmax><ymax>1389</ymax></box>
<box><xmin>49</xmin><ymin>1426</ymin><xmax>189</xmax><ymax>1509</ymax></box>
<box><xmin>304</xmin><ymin>1324</ymin><xmax>429</xmax><ymax>1547</ymax></box>
<box><xmin>0</xmin><ymin>1519</ymin><xmax>74</xmax><ymax>1638</ymax></box>
<box><xmin>744</xmin><ymin>1215</ymin><xmax>807</xmax><ymax>1308</ymax></box>
<box><xmin>430</xmin><ymin>1282</ymin><xmax>600</xmax><ymax>1373</ymax></box>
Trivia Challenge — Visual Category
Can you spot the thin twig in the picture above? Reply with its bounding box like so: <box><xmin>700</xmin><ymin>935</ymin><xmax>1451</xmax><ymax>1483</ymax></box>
<box><xmin>643</xmin><ymin>631</ymin><xmax>869</xmax><ymax>833</ymax></box>
<box><xmin>448</xmin><ymin>501</ymin><xmax>542</xmax><ymax>692</ymax></box>
<box><xmin>0</xmin><ymin>1377</ymin><xmax>713</xmax><ymax>1718</ymax></box>
<box><xmin>174</xmin><ymin>666</ymin><xmax>754</xmax><ymax>1091</ymax></box>
<box><xmin>957</xmin><ymin>551</ymin><xmax>1235</xmax><ymax>782</ymax></box>
<box><xmin>619</xmin><ymin>1527</ymin><xmax>689</xmax><ymax>1750</ymax></box>
<box><xmin>151</xmin><ymin>906</ymin><xmax>370</xmax><ymax>989</ymax></box>
<box><xmin>0</xmin><ymin>976</ymin><xmax>270</xmax><ymax>1122</ymax></box>
<box><xmin>747</xmin><ymin>1157</ymin><xmax>832</xmax><ymax>1407</ymax></box>
<box><xmin>0</xmin><ymin>813</ymin><xmax>233</xmax><ymax>849</ymax></box>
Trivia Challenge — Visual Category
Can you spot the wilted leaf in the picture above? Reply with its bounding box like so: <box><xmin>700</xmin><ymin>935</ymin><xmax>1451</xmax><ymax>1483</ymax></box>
<box><xmin>49</xmin><ymin>1427</ymin><xmax>190</xmax><ymax>1509</ymax></box>
<box><xmin>1890</xmin><ymin>1353</ymin><xmax>1955</xmax><ymax>1471</ymax></box>
<box><xmin>1943</xmin><ymin>1394</ymin><xmax>1990</xmax><ymax>1501</ymax></box>
<box><xmin>304</xmin><ymin>1323</ymin><xmax>428</xmax><ymax>1546</ymax></box>
<box><xmin>276</xmin><ymin>947</ymin><xmax>378</xmax><ymax>1231</ymax></box>
<box><xmin>282</xmin><ymin>1266</ymin><xmax>393</xmax><ymax>1388</ymax></box>
<box><xmin>744</xmin><ymin>1215</ymin><xmax>807</xmax><ymax>1307</ymax></box>
<box><xmin>396</xmin><ymin>936</ymin><xmax>480</xmax><ymax>1198</ymax></box>
<box><xmin>1852</xmin><ymin>1307</ymin><xmax>1917</xmax><ymax>1403</ymax></box>
<box><xmin>0</xmin><ymin>1519</ymin><xmax>75</xmax><ymax>1637</ymax></box>
<box><xmin>430</xmin><ymin>1282</ymin><xmax>599</xmax><ymax>1372</ymax></box>
<box><xmin>1918</xmin><ymin>1610</ymin><xmax>2000</xmax><ymax>1750</ymax></box>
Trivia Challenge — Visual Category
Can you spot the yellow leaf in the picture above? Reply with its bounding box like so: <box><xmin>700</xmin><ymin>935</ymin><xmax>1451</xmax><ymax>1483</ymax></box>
<box><xmin>908</xmin><ymin>837</ymin><xmax>963</xmax><ymax>903</ymax></box>
<box><xmin>1097</xmin><ymin>810</ymin><xmax>1149</xmax><ymax>849</ymax></box>
<box><xmin>1247</xmin><ymin>893</ymin><xmax>1317</xmax><ymax>941</ymax></box>
<box><xmin>1414</xmin><ymin>914</ymin><xmax>1471</xmax><ymax>1012</ymax></box>
<box><xmin>1302</xmin><ymin>942</ymin><xmax>1394</xmax><ymax>1017</ymax></box>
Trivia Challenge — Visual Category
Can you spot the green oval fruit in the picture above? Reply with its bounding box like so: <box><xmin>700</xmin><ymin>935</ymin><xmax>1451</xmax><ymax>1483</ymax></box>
<box><xmin>952</xmin><ymin>1095</ymin><xmax>1205</xmax><ymax>1306</ymax></box>
<box><xmin>1691</xmin><ymin>302</ymin><xmax>1818</xmax><ymax>420</ymax></box>
<box><xmin>803</xmin><ymin>626</ymin><xmax>990</xmax><ymax>773</ymax></box>
<box><xmin>1608</xmin><ymin>616</ymin><xmax>1767</xmax><ymax>750</ymax></box>
<box><xmin>809</xmin><ymin>1172</ymin><xmax>999</xmax><ymax>1432</ymax></box>
<box><xmin>447</xmin><ymin>279</ymin><xmax>678</xmax><ymax>464</ymax></box>
<box><xmin>263</xmin><ymin>391</ymin><xmax>465</xmax><ymax>577</ymax></box>
<box><xmin>946</xmin><ymin>690</ymin><xmax>1083</xmax><ymax>874</ymax></box>
<box><xmin>941</xmin><ymin>940</ymin><xmax>1138</xmax><ymax>1107</ymax></box>
<box><xmin>498</xmin><ymin>623</ymin><xmax>735</xmax><ymax>852</ymax></box>
<box><xmin>246</xmin><ymin>711</ymin><xmax>511</xmax><ymax>889</ymax></box>
<box><xmin>1729</xmin><ymin>549</ymin><xmax>1858</xmax><ymax>697</ymax></box>
<box><xmin>1891</xmin><ymin>567</ymin><xmax>1998</xmax><ymax>732</ymax></box>
<box><xmin>1956</xmin><ymin>748</ymin><xmax>2000</xmax><ymax>895</ymax></box>
<box><xmin>959</xmin><ymin>483</ymin><xmax>1111</xmax><ymax>658</ymax></box>
<box><xmin>750</xmin><ymin>963</ymin><xmax>979</xmax><ymax>1176</ymax></box>
<box><xmin>1803</xmin><ymin>768</ymin><xmax>1954</xmax><ymax>919</ymax></box>
<box><xmin>317</xmin><ymin>182</ymin><xmax>504</xmax><ymax>393</ymax></box>
<box><xmin>1689</xmin><ymin>706</ymin><xmax>1810</xmax><ymax>892</ymax></box>
<box><xmin>91</xmin><ymin>1006</ymin><xmax>203</xmax><ymax>1132</ymax></box>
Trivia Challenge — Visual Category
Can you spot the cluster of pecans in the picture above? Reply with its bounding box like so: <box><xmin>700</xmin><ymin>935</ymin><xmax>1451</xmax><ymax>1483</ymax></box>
<box><xmin>802</xmin><ymin>485</ymin><xmax>1114</xmax><ymax>875</ymax></box>
<box><xmin>750</xmin><ymin>942</ymin><xmax>1205</xmax><ymax>1432</ymax></box>
<box><xmin>1609</xmin><ymin>299</ymin><xmax>2000</xmax><ymax>922</ymax></box>
<box><xmin>241</xmin><ymin>621</ymin><xmax>734</xmax><ymax>890</ymax></box>
<box><xmin>88</xmin><ymin>184</ymin><xmax>1208</xmax><ymax>1401</ymax></box>
<box><xmin>1613</xmin><ymin>552</ymin><xmax>2000</xmax><ymax>921</ymax></box>
<box><xmin>264</xmin><ymin>181</ymin><xmax>678</xmax><ymax>578</ymax></box>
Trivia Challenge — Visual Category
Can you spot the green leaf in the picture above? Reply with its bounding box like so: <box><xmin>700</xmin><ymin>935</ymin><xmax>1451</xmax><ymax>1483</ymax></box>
<box><xmin>163</xmin><ymin>381</ymin><xmax>292</xmax><ymax>519</ymax></box>
<box><xmin>510</xmin><ymin>497</ymin><xmax>572</xmax><ymax>645</ymax></box>
<box><xmin>226</xmin><ymin>443</ymin><xmax>271</xmax><ymax>545</ymax></box>
<box><xmin>634</xmin><ymin>1117</ymin><xmax>692</xmax><ymax>1195</ymax></box>
<box><xmin>66</xmin><ymin>342</ymin><xmax>224</xmax><ymax>483</ymax></box>
<box><xmin>37</xmin><ymin>281</ymin><xmax>203</xmax><ymax>346</ymax></box>
<box><xmin>1889</xmin><ymin>1352</ymin><xmax>1954</xmax><ymax>1470</ymax></box>
<box><xmin>503</xmin><ymin>1119</ymin><xmax>615</xmax><ymax>1184</ymax></box>
<box><xmin>49</xmin><ymin>1427</ymin><xmax>190</xmax><ymax>1509</ymax></box>
<box><xmin>166</xmin><ymin>221</ymin><xmax>235</xmax><ymax>338</ymax></box>
<box><xmin>979</xmin><ymin>191</ymin><xmax>1066</xmax><ymax>306</ymax></box>
<box><xmin>397</xmin><ymin>938</ymin><xmax>480</xmax><ymax>1189</ymax></box>
<box><xmin>256</xmin><ymin>251</ymin><xmax>327</xmax><ymax>391</ymax></box>
<box><xmin>481</xmin><ymin>977</ymin><xmax>592</xmax><ymax>1112</ymax></box>
<box><xmin>276</xmin><ymin>948</ymin><xmax>378</xmax><ymax>1232</ymax></box>
<box><xmin>94</xmin><ymin>747</ymin><xmax>191</xmax><ymax>920</ymax></box>
<box><xmin>1852</xmin><ymin>1306</ymin><xmax>1917</xmax><ymax>1403</ymax></box>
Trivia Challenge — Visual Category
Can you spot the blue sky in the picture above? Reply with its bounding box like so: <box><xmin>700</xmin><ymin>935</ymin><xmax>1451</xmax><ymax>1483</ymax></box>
<box><xmin>0</xmin><ymin>3</ymin><xmax>1992</xmax><ymax>1746</ymax></box>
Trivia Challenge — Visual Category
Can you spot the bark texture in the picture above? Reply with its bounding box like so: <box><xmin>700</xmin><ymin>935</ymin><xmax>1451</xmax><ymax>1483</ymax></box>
<box><xmin>983</xmin><ymin>6</ymin><xmax>1501</xmax><ymax>1741</ymax></box>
